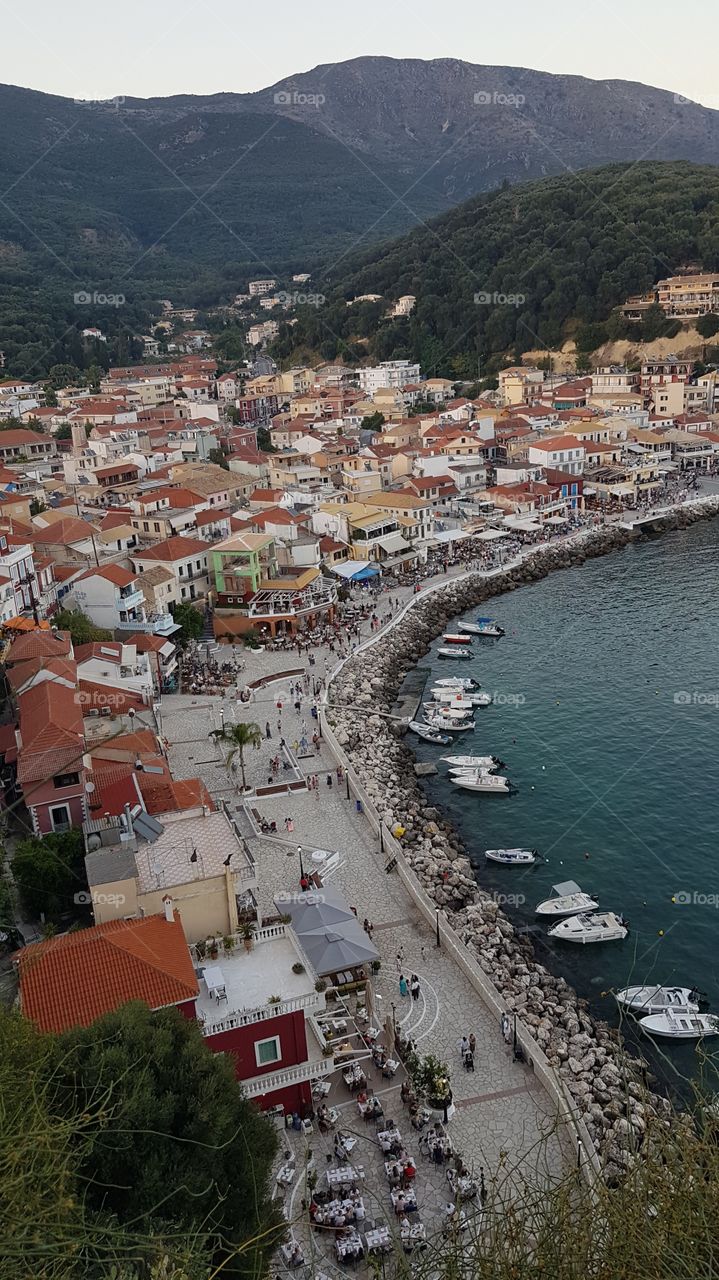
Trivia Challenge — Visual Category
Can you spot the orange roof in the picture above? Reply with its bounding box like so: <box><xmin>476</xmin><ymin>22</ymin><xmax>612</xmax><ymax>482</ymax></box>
<box><xmin>138</xmin><ymin>775</ymin><xmax>215</xmax><ymax>815</ymax></box>
<box><xmin>77</xmin><ymin>563</ymin><xmax>137</xmax><ymax>588</ymax></box>
<box><xmin>529</xmin><ymin>436</ymin><xmax>587</xmax><ymax>452</ymax></box>
<box><xmin>6</xmin><ymin>655</ymin><xmax>76</xmax><ymax>692</ymax></box>
<box><xmin>17</xmin><ymin>912</ymin><xmax>199</xmax><ymax>1034</ymax></box>
<box><xmin>135</xmin><ymin>535</ymin><xmax>209</xmax><ymax>562</ymax></box>
<box><xmin>7</xmin><ymin>629</ymin><xmax>72</xmax><ymax>663</ymax></box>
<box><xmin>77</xmin><ymin>680</ymin><xmax>145</xmax><ymax>714</ymax></box>
<box><xmin>33</xmin><ymin>517</ymin><xmax>94</xmax><ymax>545</ymax></box>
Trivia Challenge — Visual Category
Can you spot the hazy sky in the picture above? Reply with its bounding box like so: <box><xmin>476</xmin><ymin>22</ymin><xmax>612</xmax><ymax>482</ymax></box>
<box><xmin>4</xmin><ymin>0</ymin><xmax>718</xmax><ymax>106</ymax></box>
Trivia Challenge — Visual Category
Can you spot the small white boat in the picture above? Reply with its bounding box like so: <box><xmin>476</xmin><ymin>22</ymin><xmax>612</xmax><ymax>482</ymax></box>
<box><xmin>535</xmin><ymin>880</ymin><xmax>599</xmax><ymax>918</ymax></box>
<box><xmin>434</xmin><ymin>677</ymin><xmax>480</xmax><ymax>691</ymax></box>
<box><xmin>442</xmin><ymin>633</ymin><xmax>473</xmax><ymax>645</ymax></box>
<box><xmin>408</xmin><ymin>721</ymin><xmax>451</xmax><ymax>745</ymax></box>
<box><xmin>548</xmin><ymin>911</ymin><xmax>628</xmax><ymax>944</ymax></box>
<box><xmin>423</xmin><ymin>703</ymin><xmax>473</xmax><ymax>720</ymax></box>
<box><xmin>424</xmin><ymin>714</ymin><xmax>475</xmax><ymax>733</ymax></box>
<box><xmin>615</xmin><ymin>985</ymin><xmax>701</xmax><ymax>1016</ymax></box>
<box><xmin>437</xmin><ymin>648</ymin><xmax>472</xmax><ymax>660</ymax></box>
<box><xmin>473</xmin><ymin>617</ymin><xmax>505</xmax><ymax>638</ymax></box>
<box><xmin>441</xmin><ymin>754</ymin><xmax>503</xmax><ymax>771</ymax></box>
<box><xmin>427</xmin><ymin>696</ymin><xmax>476</xmax><ymax>711</ymax></box>
<box><xmin>485</xmin><ymin>847</ymin><xmax>537</xmax><ymax>864</ymax></box>
<box><xmin>640</xmin><ymin>1010</ymin><xmax>719</xmax><ymax>1040</ymax></box>
<box><xmin>450</xmin><ymin>771</ymin><xmax>511</xmax><ymax>793</ymax></box>
<box><xmin>431</xmin><ymin>689</ymin><xmax>492</xmax><ymax>708</ymax></box>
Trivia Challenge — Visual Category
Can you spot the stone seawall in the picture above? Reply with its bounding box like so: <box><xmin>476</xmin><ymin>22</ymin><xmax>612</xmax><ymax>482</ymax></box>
<box><xmin>327</xmin><ymin>501</ymin><xmax>719</xmax><ymax>1177</ymax></box>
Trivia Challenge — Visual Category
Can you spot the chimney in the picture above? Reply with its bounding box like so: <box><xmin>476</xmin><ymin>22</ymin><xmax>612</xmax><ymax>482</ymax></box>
<box><xmin>162</xmin><ymin>895</ymin><xmax>174</xmax><ymax>923</ymax></box>
<box><xmin>71</xmin><ymin>423</ymin><xmax>86</xmax><ymax>456</ymax></box>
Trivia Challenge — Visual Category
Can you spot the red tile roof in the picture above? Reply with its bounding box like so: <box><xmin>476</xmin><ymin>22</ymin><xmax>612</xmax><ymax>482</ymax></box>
<box><xmin>17</xmin><ymin>912</ymin><xmax>199</xmax><ymax>1034</ymax></box>
<box><xmin>138</xmin><ymin>775</ymin><xmax>215</xmax><ymax>815</ymax></box>
<box><xmin>7</xmin><ymin>629</ymin><xmax>72</xmax><ymax>664</ymax></box>
<box><xmin>77</xmin><ymin>563</ymin><xmax>137</xmax><ymax>588</ymax></box>
<box><xmin>135</xmin><ymin>535</ymin><xmax>209</xmax><ymax>562</ymax></box>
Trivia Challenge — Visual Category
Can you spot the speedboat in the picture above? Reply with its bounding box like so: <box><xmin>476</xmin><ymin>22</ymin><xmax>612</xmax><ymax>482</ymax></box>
<box><xmin>548</xmin><ymin>911</ymin><xmax>628</xmax><ymax>944</ymax></box>
<box><xmin>431</xmin><ymin>689</ymin><xmax>492</xmax><ymax>708</ymax></box>
<box><xmin>615</xmin><ymin>985</ymin><xmax>701</xmax><ymax>1016</ymax></box>
<box><xmin>434</xmin><ymin>677</ymin><xmax>480</xmax><ymax>691</ymax></box>
<box><xmin>450</xmin><ymin>771</ymin><xmax>511</xmax><ymax>793</ymax></box>
<box><xmin>423</xmin><ymin>703</ymin><xmax>473</xmax><ymax>720</ymax></box>
<box><xmin>442</xmin><ymin>634</ymin><xmax>472</xmax><ymax>645</ymax></box>
<box><xmin>408</xmin><ymin>721</ymin><xmax>451</xmax><ymax>745</ymax></box>
<box><xmin>424</xmin><ymin>713</ymin><xmax>475</xmax><ymax>733</ymax></box>
<box><xmin>535</xmin><ymin>881</ymin><xmax>599</xmax><ymax>918</ymax></box>
<box><xmin>427</xmin><ymin>695</ymin><xmax>476</xmax><ymax>711</ymax></box>
<box><xmin>485</xmin><ymin>847</ymin><xmax>537</xmax><ymax>865</ymax></box>
<box><xmin>437</xmin><ymin>648</ymin><xmax>472</xmax><ymax>660</ymax></box>
<box><xmin>473</xmin><ymin>617</ymin><xmax>505</xmax><ymax>638</ymax></box>
<box><xmin>639</xmin><ymin>1010</ymin><xmax>719</xmax><ymax>1039</ymax></box>
<box><xmin>441</xmin><ymin>754</ymin><xmax>503</xmax><ymax>771</ymax></box>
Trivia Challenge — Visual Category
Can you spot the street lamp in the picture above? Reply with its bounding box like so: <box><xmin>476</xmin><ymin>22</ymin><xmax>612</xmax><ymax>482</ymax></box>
<box><xmin>435</xmin><ymin>907</ymin><xmax>441</xmax><ymax>948</ymax></box>
<box><xmin>297</xmin><ymin>845</ymin><xmax>306</xmax><ymax>883</ymax></box>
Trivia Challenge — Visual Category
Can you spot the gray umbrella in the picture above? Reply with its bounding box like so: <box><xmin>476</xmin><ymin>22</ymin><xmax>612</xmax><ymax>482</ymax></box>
<box><xmin>299</xmin><ymin>928</ymin><xmax>379</xmax><ymax>975</ymax></box>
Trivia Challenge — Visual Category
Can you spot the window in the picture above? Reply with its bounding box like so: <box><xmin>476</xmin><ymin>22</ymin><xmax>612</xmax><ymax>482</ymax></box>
<box><xmin>49</xmin><ymin>804</ymin><xmax>71</xmax><ymax>832</ymax></box>
<box><xmin>54</xmin><ymin>772</ymin><xmax>79</xmax><ymax>789</ymax></box>
<box><xmin>255</xmin><ymin>1035</ymin><xmax>281</xmax><ymax>1067</ymax></box>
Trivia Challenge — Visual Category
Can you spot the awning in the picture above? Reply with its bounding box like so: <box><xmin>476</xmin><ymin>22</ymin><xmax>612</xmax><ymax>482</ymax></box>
<box><xmin>431</xmin><ymin>529</ymin><xmax>472</xmax><ymax>544</ymax></box>
<box><xmin>503</xmin><ymin>516</ymin><xmax>541</xmax><ymax>532</ymax></box>
<box><xmin>474</xmin><ymin>529</ymin><xmax>510</xmax><ymax>541</ymax></box>
<box><xmin>378</xmin><ymin>532</ymin><xmax>411</xmax><ymax>554</ymax></box>
<box><xmin>544</xmin><ymin>515</ymin><xmax>569</xmax><ymax>525</ymax></box>
<box><xmin>330</xmin><ymin>560</ymin><xmax>379</xmax><ymax>580</ymax></box>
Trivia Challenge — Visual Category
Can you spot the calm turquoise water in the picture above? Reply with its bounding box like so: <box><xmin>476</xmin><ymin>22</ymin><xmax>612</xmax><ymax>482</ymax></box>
<box><xmin>412</xmin><ymin>519</ymin><xmax>719</xmax><ymax>1090</ymax></box>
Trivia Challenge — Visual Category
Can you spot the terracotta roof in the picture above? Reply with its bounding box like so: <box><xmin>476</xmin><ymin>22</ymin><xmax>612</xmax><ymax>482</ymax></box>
<box><xmin>6</xmin><ymin>655</ymin><xmax>77</xmax><ymax>692</ymax></box>
<box><xmin>77</xmin><ymin>563</ymin><xmax>137</xmax><ymax>588</ymax></box>
<box><xmin>138</xmin><ymin>775</ymin><xmax>215</xmax><ymax>815</ymax></box>
<box><xmin>126</xmin><ymin>632</ymin><xmax>174</xmax><ymax>653</ymax></box>
<box><xmin>0</xmin><ymin>429</ymin><xmax>48</xmax><ymax>447</ymax></box>
<box><xmin>135</xmin><ymin>535</ymin><xmax>209</xmax><ymax>562</ymax></box>
<box><xmin>33</xmin><ymin>517</ymin><xmax>94</xmax><ymax>545</ymax></box>
<box><xmin>7</xmin><ymin>629</ymin><xmax>72</xmax><ymax>664</ymax></box>
<box><xmin>74</xmin><ymin>642</ymin><xmax>122</xmax><ymax>662</ymax></box>
<box><xmin>529</xmin><ymin>435</ymin><xmax>587</xmax><ymax>452</ymax></box>
<box><xmin>17</xmin><ymin>912</ymin><xmax>199</xmax><ymax>1034</ymax></box>
<box><xmin>16</xmin><ymin>681</ymin><xmax>84</xmax><ymax>784</ymax></box>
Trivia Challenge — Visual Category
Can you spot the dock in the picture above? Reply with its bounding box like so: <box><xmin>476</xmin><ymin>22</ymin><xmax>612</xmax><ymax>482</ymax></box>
<box><xmin>392</xmin><ymin>665</ymin><xmax>429</xmax><ymax>725</ymax></box>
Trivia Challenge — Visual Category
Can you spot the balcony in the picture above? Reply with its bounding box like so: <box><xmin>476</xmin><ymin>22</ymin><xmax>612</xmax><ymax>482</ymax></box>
<box><xmin>118</xmin><ymin>587</ymin><xmax>144</xmax><ymax>609</ymax></box>
<box><xmin>247</xmin><ymin>580</ymin><xmax>337</xmax><ymax>620</ymax></box>
<box><xmin>192</xmin><ymin>924</ymin><xmax>324</xmax><ymax>1037</ymax></box>
<box><xmin>116</xmin><ymin>612</ymin><xmax>180</xmax><ymax>636</ymax></box>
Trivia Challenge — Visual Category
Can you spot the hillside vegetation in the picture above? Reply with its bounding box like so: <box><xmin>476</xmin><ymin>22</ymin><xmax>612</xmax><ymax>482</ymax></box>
<box><xmin>275</xmin><ymin>162</ymin><xmax>719</xmax><ymax>377</ymax></box>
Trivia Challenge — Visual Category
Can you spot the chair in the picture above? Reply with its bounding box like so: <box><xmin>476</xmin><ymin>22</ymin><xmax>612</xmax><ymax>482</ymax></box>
<box><xmin>302</xmin><ymin>1119</ymin><xmax>314</xmax><ymax>1135</ymax></box>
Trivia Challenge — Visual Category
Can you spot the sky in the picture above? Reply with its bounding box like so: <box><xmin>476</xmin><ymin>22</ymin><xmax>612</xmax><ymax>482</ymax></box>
<box><xmin>3</xmin><ymin>0</ymin><xmax>718</xmax><ymax>107</ymax></box>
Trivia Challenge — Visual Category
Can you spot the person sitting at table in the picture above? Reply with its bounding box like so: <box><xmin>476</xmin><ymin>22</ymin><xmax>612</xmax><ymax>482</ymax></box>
<box><xmin>400</xmin><ymin>1216</ymin><xmax>411</xmax><ymax>1233</ymax></box>
<box><xmin>388</xmin><ymin>1159</ymin><xmax>402</xmax><ymax>1184</ymax></box>
<box><xmin>288</xmin><ymin>1243</ymin><xmax>304</xmax><ymax>1267</ymax></box>
<box><xmin>353</xmin><ymin>1195</ymin><xmax>365</xmax><ymax>1222</ymax></box>
<box><xmin>402</xmin><ymin>1161</ymin><xmax>416</xmax><ymax>1187</ymax></box>
<box><xmin>357</xmin><ymin>1089</ymin><xmax>367</xmax><ymax>1105</ymax></box>
<box><xmin>394</xmin><ymin>1192</ymin><xmax>407</xmax><ymax>1215</ymax></box>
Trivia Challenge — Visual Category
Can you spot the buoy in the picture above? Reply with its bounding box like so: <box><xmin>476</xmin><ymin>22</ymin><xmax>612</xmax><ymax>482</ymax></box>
<box><xmin>658</xmin><ymin>929</ymin><xmax>664</xmax><ymax>936</ymax></box>
<box><xmin>541</xmin><ymin>765</ymin><xmax>546</xmax><ymax>770</ymax></box>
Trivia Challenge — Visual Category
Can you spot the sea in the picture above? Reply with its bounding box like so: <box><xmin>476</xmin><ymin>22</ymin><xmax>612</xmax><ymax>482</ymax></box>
<box><xmin>409</xmin><ymin>517</ymin><xmax>719</xmax><ymax>1095</ymax></box>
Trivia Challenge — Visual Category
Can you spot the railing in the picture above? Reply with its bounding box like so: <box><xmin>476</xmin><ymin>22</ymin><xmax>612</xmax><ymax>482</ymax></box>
<box><xmin>241</xmin><ymin>1056</ymin><xmax>333</xmax><ymax>1098</ymax></box>
<box><xmin>200</xmin><ymin>990</ymin><xmax>322</xmax><ymax>1037</ymax></box>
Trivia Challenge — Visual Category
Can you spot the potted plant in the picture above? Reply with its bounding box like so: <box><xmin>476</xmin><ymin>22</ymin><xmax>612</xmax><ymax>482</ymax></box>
<box><xmin>195</xmin><ymin>939</ymin><xmax>207</xmax><ymax>962</ymax></box>
<box><xmin>267</xmin><ymin>994</ymin><xmax>282</xmax><ymax>1005</ymax></box>
<box><xmin>416</xmin><ymin>1053</ymin><xmax>452</xmax><ymax>1112</ymax></box>
<box><xmin>292</xmin><ymin>961</ymin><xmax>305</xmax><ymax>974</ymax></box>
<box><xmin>207</xmin><ymin>936</ymin><xmax>219</xmax><ymax>960</ymax></box>
<box><xmin>240</xmin><ymin>921</ymin><xmax>255</xmax><ymax>952</ymax></box>
<box><xmin>314</xmin><ymin>978</ymin><xmax>327</xmax><ymax>993</ymax></box>
<box><xmin>279</xmin><ymin>913</ymin><xmax>292</xmax><ymax>925</ymax></box>
<box><xmin>222</xmin><ymin>935</ymin><xmax>234</xmax><ymax>956</ymax></box>
<box><xmin>370</xmin><ymin>959</ymin><xmax>381</xmax><ymax>974</ymax></box>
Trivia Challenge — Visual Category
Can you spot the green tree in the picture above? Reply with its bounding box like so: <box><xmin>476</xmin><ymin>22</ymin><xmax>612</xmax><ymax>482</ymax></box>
<box><xmin>696</xmin><ymin>312</ymin><xmax>719</xmax><ymax>338</ymax></box>
<box><xmin>169</xmin><ymin>601</ymin><xmax>204</xmax><ymax>645</ymax></box>
<box><xmin>11</xmin><ymin>829</ymin><xmax>85</xmax><ymax>921</ymax></box>
<box><xmin>51</xmin><ymin>1003</ymin><xmax>280</xmax><ymax>1278</ymax></box>
<box><xmin>29</xmin><ymin>497</ymin><xmax>47</xmax><ymax>517</ymax></box>
<box><xmin>46</xmin><ymin>364</ymin><xmax>83</xmax><ymax>391</ymax></box>
<box><xmin>54</xmin><ymin>609</ymin><xmax>112</xmax><ymax>645</ymax></box>
<box><xmin>256</xmin><ymin>426</ymin><xmax>275</xmax><ymax>452</ymax></box>
<box><xmin>208</xmin><ymin>447</ymin><xmax>229</xmax><ymax>471</ymax></box>
<box><xmin>85</xmin><ymin>363</ymin><xmax>104</xmax><ymax>392</ymax></box>
<box><xmin>360</xmin><ymin>411</ymin><xmax>385</xmax><ymax>432</ymax></box>
<box><xmin>211</xmin><ymin>721</ymin><xmax>262</xmax><ymax>791</ymax></box>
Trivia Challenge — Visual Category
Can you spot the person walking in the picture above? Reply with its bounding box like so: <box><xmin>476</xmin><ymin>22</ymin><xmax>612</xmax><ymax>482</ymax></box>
<box><xmin>410</xmin><ymin>974</ymin><xmax>420</xmax><ymax>1001</ymax></box>
<box><xmin>469</xmin><ymin>1032</ymin><xmax>476</xmax><ymax>1057</ymax></box>
<box><xmin>396</xmin><ymin>947</ymin><xmax>404</xmax><ymax>972</ymax></box>
<box><xmin>458</xmin><ymin>1035</ymin><xmax>469</xmax><ymax>1062</ymax></box>
<box><xmin>399</xmin><ymin>974</ymin><xmax>409</xmax><ymax>998</ymax></box>
<box><xmin>265</xmin><ymin>721</ymin><xmax>271</xmax><ymax>739</ymax></box>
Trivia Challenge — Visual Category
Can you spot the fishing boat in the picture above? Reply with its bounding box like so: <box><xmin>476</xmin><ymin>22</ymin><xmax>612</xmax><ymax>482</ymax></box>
<box><xmin>434</xmin><ymin>677</ymin><xmax>480</xmax><ymax>691</ymax></box>
<box><xmin>437</xmin><ymin>647</ymin><xmax>473</xmax><ymax>660</ymax></box>
<box><xmin>441</xmin><ymin>754</ymin><xmax>503</xmax><ymax>771</ymax></box>
<box><xmin>473</xmin><ymin>617</ymin><xmax>505</xmax><ymax>638</ymax></box>
<box><xmin>450</xmin><ymin>771</ymin><xmax>511</xmax><ymax>793</ymax></box>
<box><xmin>407</xmin><ymin>721</ymin><xmax>451</xmax><ymax>745</ymax></box>
<box><xmin>535</xmin><ymin>881</ymin><xmax>599</xmax><ymax>918</ymax></box>
<box><xmin>639</xmin><ymin>1010</ymin><xmax>719</xmax><ymax>1039</ymax></box>
<box><xmin>615</xmin><ymin>985</ymin><xmax>701</xmax><ymax>1016</ymax></box>
<box><xmin>442</xmin><ymin>634</ymin><xmax>473</xmax><ymax>645</ymax></box>
<box><xmin>548</xmin><ymin>911</ymin><xmax>628</xmax><ymax>944</ymax></box>
<box><xmin>485</xmin><ymin>847</ymin><xmax>537</xmax><ymax>865</ymax></box>
<box><xmin>430</xmin><ymin>689</ymin><xmax>493</xmax><ymax>708</ymax></box>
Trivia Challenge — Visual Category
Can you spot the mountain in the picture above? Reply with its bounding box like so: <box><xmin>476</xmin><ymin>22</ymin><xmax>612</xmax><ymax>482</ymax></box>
<box><xmin>1</xmin><ymin>59</ymin><xmax>719</xmax><ymax>376</ymax></box>
<box><xmin>277</xmin><ymin>161</ymin><xmax>719</xmax><ymax>378</ymax></box>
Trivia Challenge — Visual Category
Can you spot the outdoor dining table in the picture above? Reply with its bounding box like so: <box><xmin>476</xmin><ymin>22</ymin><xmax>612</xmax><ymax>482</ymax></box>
<box><xmin>378</xmin><ymin>1127</ymin><xmax>402</xmax><ymax>1152</ymax></box>
<box><xmin>275</xmin><ymin>1163</ymin><xmax>295</xmax><ymax>1186</ymax></box>
<box><xmin>448</xmin><ymin>1171</ymin><xmax>478</xmax><ymax>1199</ymax></box>
<box><xmin>334</xmin><ymin>1229</ymin><xmax>364</xmax><ymax>1261</ymax></box>
<box><xmin>280</xmin><ymin>1241</ymin><xmax>305</xmax><ymax>1267</ymax></box>
<box><xmin>384</xmin><ymin>1157</ymin><xmax>416</xmax><ymax>1185</ymax></box>
<box><xmin>390</xmin><ymin>1187</ymin><xmax>418</xmax><ymax>1214</ymax></box>
<box><xmin>365</xmin><ymin>1226</ymin><xmax>392</xmax><ymax>1254</ymax></box>
<box><xmin>400</xmin><ymin>1221</ymin><xmax>427</xmax><ymax>1251</ymax></box>
<box><xmin>326</xmin><ymin>1165</ymin><xmax>365</xmax><ymax>1190</ymax></box>
<box><xmin>343</xmin><ymin>1066</ymin><xmax>367</xmax><ymax>1092</ymax></box>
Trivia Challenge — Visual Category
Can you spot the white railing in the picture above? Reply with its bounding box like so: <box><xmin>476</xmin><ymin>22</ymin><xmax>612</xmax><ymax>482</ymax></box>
<box><xmin>200</xmin><ymin>990</ymin><xmax>322</xmax><ymax>1037</ymax></box>
<box><xmin>241</xmin><ymin>1056</ymin><xmax>333</xmax><ymax>1098</ymax></box>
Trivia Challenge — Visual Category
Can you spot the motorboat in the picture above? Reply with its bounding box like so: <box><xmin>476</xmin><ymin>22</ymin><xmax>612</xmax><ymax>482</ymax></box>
<box><xmin>485</xmin><ymin>847</ymin><xmax>537</xmax><ymax>864</ymax></box>
<box><xmin>535</xmin><ymin>881</ymin><xmax>599</xmax><ymax>918</ymax></box>
<box><xmin>437</xmin><ymin>648</ymin><xmax>472</xmax><ymax>660</ymax></box>
<box><xmin>441</xmin><ymin>754</ymin><xmax>503</xmax><ymax>771</ymax></box>
<box><xmin>442</xmin><ymin>634</ymin><xmax>473</xmax><ymax>645</ymax></box>
<box><xmin>450</xmin><ymin>771</ymin><xmax>511</xmax><ymax>793</ymax></box>
<box><xmin>473</xmin><ymin>617</ymin><xmax>505</xmax><ymax>638</ymax></box>
<box><xmin>424</xmin><ymin>713</ymin><xmax>475</xmax><ymax>733</ymax></box>
<box><xmin>407</xmin><ymin>721</ymin><xmax>451</xmax><ymax>745</ymax></box>
<box><xmin>639</xmin><ymin>1010</ymin><xmax>719</xmax><ymax>1039</ymax></box>
<box><xmin>427</xmin><ymin>695</ymin><xmax>476</xmax><ymax>711</ymax></box>
<box><xmin>434</xmin><ymin>677</ymin><xmax>480</xmax><ymax>691</ymax></box>
<box><xmin>423</xmin><ymin>702</ymin><xmax>473</xmax><ymax>720</ymax></box>
<box><xmin>430</xmin><ymin>689</ymin><xmax>492</xmax><ymax>708</ymax></box>
<box><xmin>548</xmin><ymin>911</ymin><xmax>628</xmax><ymax>944</ymax></box>
<box><xmin>615</xmin><ymin>985</ymin><xmax>702</xmax><ymax>1016</ymax></box>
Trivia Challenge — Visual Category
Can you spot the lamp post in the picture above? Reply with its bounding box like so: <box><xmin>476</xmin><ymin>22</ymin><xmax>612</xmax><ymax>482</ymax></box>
<box><xmin>435</xmin><ymin>907</ymin><xmax>441</xmax><ymax>948</ymax></box>
<box><xmin>297</xmin><ymin>845</ymin><xmax>306</xmax><ymax>883</ymax></box>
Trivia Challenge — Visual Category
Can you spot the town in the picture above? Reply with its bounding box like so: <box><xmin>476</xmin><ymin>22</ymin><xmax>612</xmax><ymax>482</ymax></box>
<box><xmin>0</xmin><ymin>331</ymin><xmax>718</xmax><ymax>1273</ymax></box>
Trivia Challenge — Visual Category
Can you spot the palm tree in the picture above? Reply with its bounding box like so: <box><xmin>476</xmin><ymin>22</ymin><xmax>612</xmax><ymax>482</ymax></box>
<box><xmin>211</xmin><ymin>721</ymin><xmax>262</xmax><ymax>792</ymax></box>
